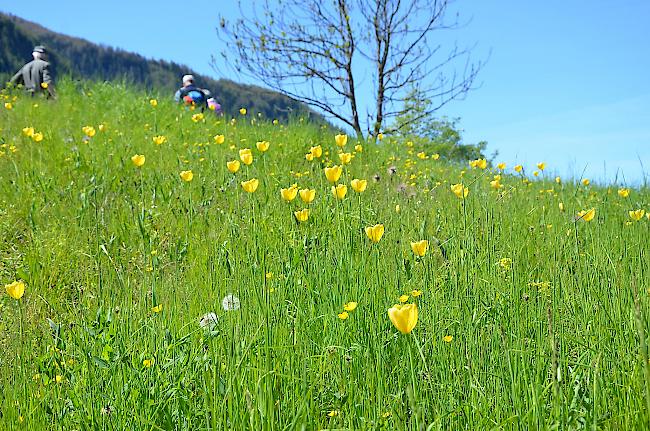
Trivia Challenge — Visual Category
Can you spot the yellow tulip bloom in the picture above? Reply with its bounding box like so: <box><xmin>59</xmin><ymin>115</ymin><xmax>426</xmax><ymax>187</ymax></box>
<box><xmin>582</xmin><ymin>178</ymin><xmax>590</xmax><ymax>186</ymax></box>
<box><xmin>399</xmin><ymin>295</ymin><xmax>409</xmax><ymax>303</ymax></box>
<box><xmin>256</xmin><ymin>140</ymin><xmax>270</xmax><ymax>152</ymax></box>
<box><xmin>387</xmin><ymin>303</ymin><xmax>418</xmax><ymax>334</ymax></box>
<box><xmin>338</xmin><ymin>311</ymin><xmax>349</xmax><ymax>320</ymax></box>
<box><xmin>350</xmin><ymin>179</ymin><xmax>367</xmax><ymax>193</ymax></box>
<box><xmin>343</xmin><ymin>302</ymin><xmax>358</xmax><ymax>311</ymax></box>
<box><xmin>410</xmin><ymin>240</ymin><xmax>428</xmax><ymax>257</ymax></box>
<box><xmin>281</xmin><ymin>186</ymin><xmax>298</xmax><ymax>201</ymax></box>
<box><xmin>417</xmin><ymin>152</ymin><xmax>427</xmax><ymax>160</ymax></box>
<box><xmin>5</xmin><ymin>280</ymin><xmax>25</xmax><ymax>300</ymax></box>
<box><xmin>191</xmin><ymin>113</ymin><xmax>204</xmax><ymax>122</ymax></box>
<box><xmin>239</xmin><ymin>108</ymin><xmax>247</xmax><ymax>115</ymax></box>
<box><xmin>240</xmin><ymin>152</ymin><xmax>253</xmax><ymax>165</ymax></box>
<box><xmin>143</xmin><ymin>359</ymin><xmax>154</xmax><ymax>368</ymax></box>
<box><xmin>559</xmin><ymin>202</ymin><xmax>565</xmax><ymax>212</ymax></box>
<box><xmin>241</xmin><ymin>178</ymin><xmax>259</xmax><ymax>193</ymax></box>
<box><xmin>411</xmin><ymin>290</ymin><xmax>422</xmax><ymax>297</ymax></box>
<box><xmin>299</xmin><ymin>189</ymin><xmax>316</xmax><ymax>203</ymax></box>
<box><xmin>131</xmin><ymin>154</ymin><xmax>145</xmax><ymax>167</ymax></box>
<box><xmin>22</xmin><ymin>127</ymin><xmax>35</xmax><ymax>137</ymax></box>
<box><xmin>577</xmin><ymin>208</ymin><xmax>596</xmax><ymax>222</ymax></box>
<box><xmin>377</xmin><ymin>133</ymin><xmax>384</xmax><ymax>141</ymax></box>
<box><xmin>152</xmin><ymin>304</ymin><xmax>163</xmax><ymax>313</ymax></box>
<box><xmin>324</xmin><ymin>165</ymin><xmax>343</xmax><ymax>183</ymax></box>
<box><xmin>365</xmin><ymin>224</ymin><xmax>385</xmax><ymax>243</ymax></box>
<box><xmin>338</xmin><ymin>152</ymin><xmax>353</xmax><ymax>164</ymax></box>
<box><xmin>180</xmin><ymin>170</ymin><xmax>194</xmax><ymax>182</ymax></box>
<box><xmin>82</xmin><ymin>126</ymin><xmax>96</xmax><ymax>137</ymax></box>
<box><xmin>497</xmin><ymin>162</ymin><xmax>506</xmax><ymax>170</ymax></box>
<box><xmin>537</xmin><ymin>162</ymin><xmax>546</xmax><ymax>170</ymax></box>
<box><xmin>332</xmin><ymin>184</ymin><xmax>348</xmax><ymax>199</ymax></box>
<box><xmin>4</xmin><ymin>102</ymin><xmax>12</xmax><ymax>110</ymax></box>
<box><xmin>514</xmin><ymin>165</ymin><xmax>523</xmax><ymax>173</ymax></box>
<box><xmin>305</xmin><ymin>153</ymin><xmax>314</xmax><ymax>161</ymax></box>
<box><xmin>443</xmin><ymin>335</ymin><xmax>453</xmax><ymax>343</ymax></box>
<box><xmin>149</xmin><ymin>99</ymin><xmax>158</xmax><ymax>107</ymax></box>
<box><xmin>214</xmin><ymin>134</ymin><xmax>225</xmax><ymax>144</ymax></box>
<box><xmin>152</xmin><ymin>135</ymin><xmax>167</xmax><ymax>145</ymax></box>
<box><xmin>629</xmin><ymin>209</ymin><xmax>646</xmax><ymax>221</ymax></box>
<box><xmin>294</xmin><ymin>208</ymin><xmax>310</xmax><ymax>222</ymax></box>
<box><xmin>32</xmin><ymin>132</ymin><xmax>44</xmax><ymax>142</ymax></box>
<box><xmin>451</xmin><ymin>183</ymin><xmax>469</xmax><ymax>199</ymax></box>
<box><xmin>476</xmin><ymin>158</ymin><xmax>487</xmax><ymax>169</ymax></box>
<box><xmin>227</xmin><ymin>160</ymin><xmax>240</xmax><ymax>173</ymax></box>
<box><xmin>354</xmin><ymin>144</ymin><xmax>363</xmax><ymax>152</ymax></box>
<box><xmin>432</xmin><ymin>154</ymin><xmax>440</xmax><ymax>160</ymax></box>
<box><xmin>490</xmin><ymin>180</ymin><xmax>502</xmax><ymax>190</ymax></box>
<box><xmin>310</xmin><ymin>145</ymin><xmax>323</xmax><ymax>158</ymax></box>
<box><xmin>618</xmin><ymin>188</ymin><xmax>630</xmax><ymax>198</ymax></box>
<box><xmin>335</xmin><ymin>134</ymin><xmax>348</xmax><ymax>147</ymax></box>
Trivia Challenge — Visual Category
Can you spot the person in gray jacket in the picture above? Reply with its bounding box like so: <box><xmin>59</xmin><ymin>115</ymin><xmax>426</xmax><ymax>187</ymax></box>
<box><xmin>10</xmin><ymin>45</ymin><xmax>57</xmax><ymax>99</ymax></box>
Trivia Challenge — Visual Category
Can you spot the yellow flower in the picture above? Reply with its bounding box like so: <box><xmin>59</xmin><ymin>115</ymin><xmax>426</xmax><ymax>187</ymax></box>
<box><xmin>241</xmin><ymin>178</ymin><xmax>259</xmax><ymax>193</ymax></box>
<box><xmin>411</xmin><ymin>290</ymin><xmax>422</xmax><ymax>297</ymax></box>
<box><xmin>338</xmin><ymin>152</ymin><xmax>352</xmax><ymax>164</ymax></box>
<box><xmin>214</xmin><ymin>134</ymin><xmax>225</xmax><ymax>144</ymax></box>
<box><xmin>582</xmin><ymin>178</ymin><xmax>590</xmax><ymax>186</ymax></box>
<box><xmin>343</xmin><ymin>302</ymin><xmax>358</xmax><ymax>312</ymax></box>
<box><xmin>143</xmin><ymin>359</ymin><xmax>154</xmax><ymax>368</ymax></box>
<box><xmin>131</xmin><ymin>154</ymin><xmax>146</xmax><ymax>167</ymax></box>
<box><xmin>377</xmin><ymin>133</ymin><xmax>384</xmax><ymax>141</ymax></box>
<box><xmin>152</xmin><ymin>304</ymin><xmax>163</xmax><ymax>313</ymax></box>
<box><xmin>305</xmin><ymin>153</ymin><xmax>314</xmax><ymax>161</ymax></box>
<box><xmin>179</xmin><ymin>170</ymin><xmax>194</xmax><ymax>182</ymax></box>
<box><xmin>191</xmin><ymin>113</ymin><xmax>204</xmax><ymax>122</ymax></box>
<box><xmin>55</xmin><ymin>375</ymin><xmax>64</xmax><ymax>383</ymax></box>
<box><xmin>334</xmin><ymin>134</ymin><xmax>348</xmax><ymax>147</ymax></box>
<box><xmin>514</xmin><ymin>164</ymin><xmax>523</xmax><ymax>173</ymax></box>
<box><xmin>299</xmin><ymin>188</ymin><xmax>316</xmax><ymax>203</ymax></box>
<box><xmin>559</xmin><ymin>202</ymin><xmax>565</xmax><ymax>212</ymax></box>
<box><xmin>40</xmin><ymin>82</ymin><xmax>49</xmax><ymax>89</ymax></box>
<box><xmin>355</xmin><ymin>144</ymin><xmax>363</xmax><ymax>152</ymax></box>
<box><xmin>451</xmin><ymin>183</ymin><xmax>469</xmax><ymax>199</ymax></box>
<box><xmin>577</xmin><ymin>208</ymin><xmax>596</xmax><ymax>222</ymax></box>
<box><xmin>152</xmin><ymin>135</ymin><xmax>167</xmax><ymax>145</ymax></box>
<box><xmin>256</xmin><ymin>140</ymin><xmax>270</xmax><ymax>152</ymax></box>
<box><xmin>22</xmin><ymin>127</ymin><xmax>35</xmax><ymax>137</ymax></box>
<box><xmin>443</xmin><ymin>335</ymin><xmax>453</xmax><ymax>343</ymax></box>
<box><xmin>399</xmin><ymin>294</ymin><xmax>409</xmax><ymax>303</ymax></box>
<box><xmin>337</xmin><ymin>311</ymin><xmax>349</xmax><ymax>320</ymax></box>
<box><xmin>350</xmin><ymin>179</ymin><xmax>367</xmax><ymax>193</ymax></box>
<box><xmin>533</xmin><ymin>171</ymin><xmax>539</xmax><ymax>177</ymax></box>
<box><xmin>82</xmin><ymin>126</ymin><xmax>96</xmax><ymax>137</ymax></box>
<box><xmin>4</xmin><ymin>102</ymin><xmax>12</xmax><ymax>110</ymax></box>
<box><xmin>324</xmin><ymin>165</ymin><xmax>343</xmax><ymax>183</ymax></box>
<box><xmin>294</xmin><ymin>208</ymin><xmax>310</xmax><ymax>222</ymax></box>
<box><xmin>149</xmin><ymin>99</ymin><xmax>158</xmax><ymax>107</ymax></box>
<box><xmin>490</xmin><ymin>180</ymin><xmax>502</xmax><ymax>190</ymax></box>
<box><xmin>98</xmin><ymin>123</ymin><xmax>106</xmax><ymax>132</ymax></box>
<box><xmin>227</xmin><ymin>160</ymin><xmax>240</xmax><ymax>173</ymax></box>
<box><xmin>240</xmin><ymin>151</ymin><xmax>253</xmax><ymax>165</ymax></box>
<box><xmin>239</xmin><ymin>108</ymin><xmax>247</xmax><ymax>115</ymax></box>
<box><xmin>537</xmin><ymin>162</ymin><xmax>546</xmax><ymax>170</ymax></box>
<box><xmin>281</xmin><ymin>186</ymin><xmax>298</xmax><ymax>201</ymax></box>
<box><xmin>555</xmin><ymin>176</ymin><xmax>562</xmax><ymax>184</ymax></box>
<box><xmin>432</xmin><ymin>153</ymin><xmax>440</xmax><ymax>160</ymax></box>
<box><xmin>417</xmin><ymin>152</ymin><xmax>427</xmax><ymax>160</ymax></box>
<box><xmin>331</xmin><ymin>184</ymin><xmax>348</xmax><ymax>199</ymax></box>
<box><xmin>497</xmin><ymin>162</ymin><xmax>506</xmax><ymax>170</ymax></box>
<box><xmin>395</xmin><ymin>204</ymin><xmax>400</xmax><ymax>213</ymax></box>
<box><xmin>32</xmin><ymin>132</ymin><xmax>44</xmax><ymax>142</ymax></box>
<box><xmin>310</xmin><ymin>145</ymin><xmax>323</xmax><ymax>158</ymax></box>
<box><xmin>410</xmin><ymin>240</ymin><xmax>428</xmax><ymax>257</ymax></box>
<box><xmin>618</xmin><ymin>188</ymin><xmax>630</xmax><ymax>198</ymax></box>
<box><xmin>365</xmin><ymin>224</ymin><xmax>385</xmax><ymax>243</ymax></box>
<box><xmin>5</xmin><ymin>280</ymin><xmax>25</xmax><ymax>300</ymax></box>
<box><xmin>629</xmin><ymin>209</ymin><xmax>646</xmax><ymax>221</ymax></box>
<box><xmin>475</xmin><ymin>158</ymin><xmax>487</xmax><ymax>169</ymax></box>
<box><xmin>387</xmin><ymin>303</ymin><xmax>418</xmax><ymax>334</ymax></box>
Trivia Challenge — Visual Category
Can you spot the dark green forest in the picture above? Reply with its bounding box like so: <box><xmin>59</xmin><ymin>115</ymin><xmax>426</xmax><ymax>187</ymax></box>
<box><xmin>0</xmin><ymin>12</ymin><xmax>320</xmax><ymax>121</ymax></box>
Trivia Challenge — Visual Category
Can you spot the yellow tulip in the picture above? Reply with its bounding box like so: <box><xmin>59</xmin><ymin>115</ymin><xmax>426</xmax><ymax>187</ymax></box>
<box><xmin>299</xmin><ymin>189</ymin><xmax>316</xmax><ymax>203</ymax></box>
<box><xmin>241</xmin><ymin>178</ymin><xmax>259</xmax><ymax>193</ymax></box>
<box><xmin>582</xmin><ymin>178</ymin><xmax>590</xmax><ymax>186</ymax></box>
<box><xmin>294</xmin><ymin>208</ymin><xmax>310</xmax><ymax>222</ymax></box>
<box><xmin>411</xmin><ymin>290</ymin><xmax>422</xmax><ymax>297</ymax></box>
<box><xmin>4</xmin><ymin>102</ymin><xmax>12</xmax><ymax>110</ymax></box>
<box><xmin>432</xmin><ymin>153</ymin><xmax>440</xmax><ymax>160</ymax></box>
<box><xmin>310</xmin><ymin>145</ymin><xmax>323</xmax><ymax>158</ymax></box>
<box><xmin>324</xmin><ymin>165</ymin><xmax>343</xmax><ymax>183</ymax></box>
<box><xmin>152</xmin><ymin>304</ymin><xmax>163</xmax><ymax>313</ymax></box>
<box><xmin>343</xmin><ymin>302</ymin><xmax>358</xmax><ymax>311</ymax></box>
<box><xmin>514</xmin><ymin>165</ymin><xmax>523</xmax><ymax>173</ymax></box>
<box><xmin>338</xmin><ymin>311</ymin><xmax>349</xmax><ymax>320</ymax></box>
<box><xmin>338</xmin><ymin>152</ymin><xmax>353</xmax><ymax>164</ymax></box>
<box><xmin>410</xmin><ymin>240</ymin><xmax>428</xmax><ymax>257</ymax></box>
<box><xmin>82</xmin><ymin>126</ymin><xmax>96</xmax><ymax>137</ymax></box>
<box><xmin>537</xmin><ymin>162</ymin><xmax>546</xmax><ymax>170</ymax></box>
<box><xmin>22</xmin><ymin>127</ymin><xmax>35</xmax><ymax>137</ymax></box>
<box><xmin>191</xmin><ymin>113</ymin><xmax>204</xmax><ymax>122</ymax></box>
<box><xmin>214</xmin><ymin>134</ymin><xmax>225</xmax><ymax>144</ymax></box>
<box><xmin>577</xmin><ymin>208</ymin><xmax>596</xmax><ymax>222</ymax></box>
<box><xmin>490</xmin><ymin>180</ymin><xmax>502</xmax><ymax>190</ymax></box>
<box><xmin>305</xmin><ymin>153</ymin><xmax>314</xmax><ymax>161</ymax></box>
<box><xmin>365</xmin><ymin>224</ymin><xmax>385</xmax><ymax>243</ymax></box>
<box><xmin>227</xmin><ymin>160</ymin><xmax>240</xmax><ymax>173</ymax></box>
<box><xmin>239</xmin><ymin>108</ymin><xmax>247</xmax><ymax>115</ymax></box>
<box><xmin>377</xmin><ymin>133</ymin><xmax>384</xmax><ymax>141</ymax></box>
<box><xmin>559</xmin><ymin>202</ymin><xmax>565</xmax><ymax>212</ymax></box>
<box><xmin>152</xmin><ymin>135</ymin><xmax>167</xmax><ymax>145</ymax></box>
<box><xmin>32</xmin><ymin>132</ymin><xmax>44</xmax><ymax>142</ymax></box>
<box><xmin>497</xmin><ymin>162</ymin><xmax>506</xmax><ymax>170</ymax></box>
<box><xmin>131</xmin><ymin>154</ymin><xmax>145</xmax><ymax>167</ymax></box>
<box><xmin>149</xmin><ymin>99</ymin><xmax>158</xmax><ymax>107</ymax></box>
<box><xmin>355</xmin><ymin>144</ymin><xmax>363</xmax><ymax>152</ymax></box>
<box><xmin>332</xmin><ymin>184</ymin><xmax>348</xmax><ymax>199</ymax></box>
<box><xmin>350</xmin><ymin>179</ymin><xmax>367</xmax><ymax>193</ymax></box>
<box><xmin>443</xmin><ymin>335</ymin><xmax>453</xmax><ymax>343</ymax></box>
<box><xmin>470</xmin><ymin>158</ymin><xmax>487</xmax><ymax>169</ymax></box>
<box><xmin>256</xmin><ymin>140</ymin><xmax>270</xmax><ymax>152</ymax></box>
<box><xmin>335</xmin><ymin>134</ymin><xmax>348</xmax><ymax>147</ymax></box>
<box><xmin>387</xmin><ymin>303</ymin><xmax>418</xmax><ymax>334</ymax></box>
<box><xmin>451</xmin><ymin>183</ymin><xmax>469</xmax><ymax>199</ymax></box>
<box><xmin>618</xmin><ymin>188</ymin><xmax>630</xmax><ymax>198</ymax></box>
<box><xmin>180</xmin><ymin>170</ymin><xmax>194</xmax><ymax>182</ymax></box>
<box><xmin>417</xmin><ymin>152</ymin><xmax>427</xmax><ymax>160</ymax></box>
<box><xmin>629</xmin><ymin>209</ymin><xmax>646</xmax><ymax>221</ymax></box>
<box><xmin>240</xmin><ymin>152</ymin><xmax>253</xmax><ymax>165</ymax></box>
<box><xmin>5</xmin><ymin>280</ymin><xmax>25</xmax><ymax>300</ymax></box>
<box><xmin>143</xmin><ymin>359</ymin><xmax>154</xmax><ymax>368</ymax></box>
<box><xmin>281</xmin><ymin>186</ymin><xmax>298</xmax><ymax>201</ymax></box>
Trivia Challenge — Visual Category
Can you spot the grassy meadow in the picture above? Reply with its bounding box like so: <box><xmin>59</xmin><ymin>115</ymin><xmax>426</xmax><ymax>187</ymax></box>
<box><xmin>1</xmin><ymin>80</ymin><xmax>650</xmax><ymax>430</ymax></box>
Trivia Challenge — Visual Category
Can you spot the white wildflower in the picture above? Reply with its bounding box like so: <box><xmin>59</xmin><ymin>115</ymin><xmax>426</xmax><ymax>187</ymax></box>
<box><xmin>222</xmin><ymin>294</ymin><xmax>240</xmax><ymax>311</ymax></box>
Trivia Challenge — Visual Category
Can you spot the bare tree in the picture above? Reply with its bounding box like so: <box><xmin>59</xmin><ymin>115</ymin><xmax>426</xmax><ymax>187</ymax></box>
<box><xmin>217</xmin><ymin>0</ymin><xmax>483</xmax><ymax>140</ymax></box>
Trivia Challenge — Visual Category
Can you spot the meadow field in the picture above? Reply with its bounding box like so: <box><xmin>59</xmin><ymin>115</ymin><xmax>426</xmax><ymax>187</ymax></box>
<box><xmin>1</xmin><ymin>81</ymin><xmax>649</xmax><ymax>430</ymax></box>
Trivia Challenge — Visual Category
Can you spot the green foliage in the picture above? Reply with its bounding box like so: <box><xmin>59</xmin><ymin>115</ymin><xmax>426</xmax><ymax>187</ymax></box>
<box><xmin>0</xmin><ymin>80</ymin><xmax>649</xmax><ymax>429</ymax></box>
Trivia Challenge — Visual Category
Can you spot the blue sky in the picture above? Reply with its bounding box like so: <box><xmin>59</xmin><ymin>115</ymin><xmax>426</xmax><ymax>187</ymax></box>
<box><xmin>2</xmin><ymin>0</ymin><xmax>649</xmax><ymax>184</ymax></box>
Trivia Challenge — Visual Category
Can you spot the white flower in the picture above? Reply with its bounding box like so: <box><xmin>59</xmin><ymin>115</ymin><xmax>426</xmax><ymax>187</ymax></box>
<box><xmin>199</xmin><ymin>312</ymin><xmax>218</xmax><ymax>330</ymax></box>
<box><xmin>222</xmin><ymin>294</ymin><xmax>240</xmax><ymax>311</ymax></box>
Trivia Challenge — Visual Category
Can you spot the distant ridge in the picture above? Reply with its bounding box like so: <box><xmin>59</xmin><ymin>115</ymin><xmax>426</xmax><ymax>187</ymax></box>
<box><xmin>0</xmin><ymin>12</ymin><xmax>322</xmax><ymax>121</ymax></box>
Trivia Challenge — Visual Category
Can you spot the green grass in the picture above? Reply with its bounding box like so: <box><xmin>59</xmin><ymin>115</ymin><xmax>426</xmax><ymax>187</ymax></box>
<box><xmin>1</xmin><ymin>80</ymin><xmax>649</xmax><ymax>430</ymax></box>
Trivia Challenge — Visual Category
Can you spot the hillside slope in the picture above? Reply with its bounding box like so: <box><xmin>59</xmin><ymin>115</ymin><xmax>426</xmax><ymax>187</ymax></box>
<box><xmin>0</xmin><ymin>12</ymin><xmax>321</xmax><ymax>121</ymax></box>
